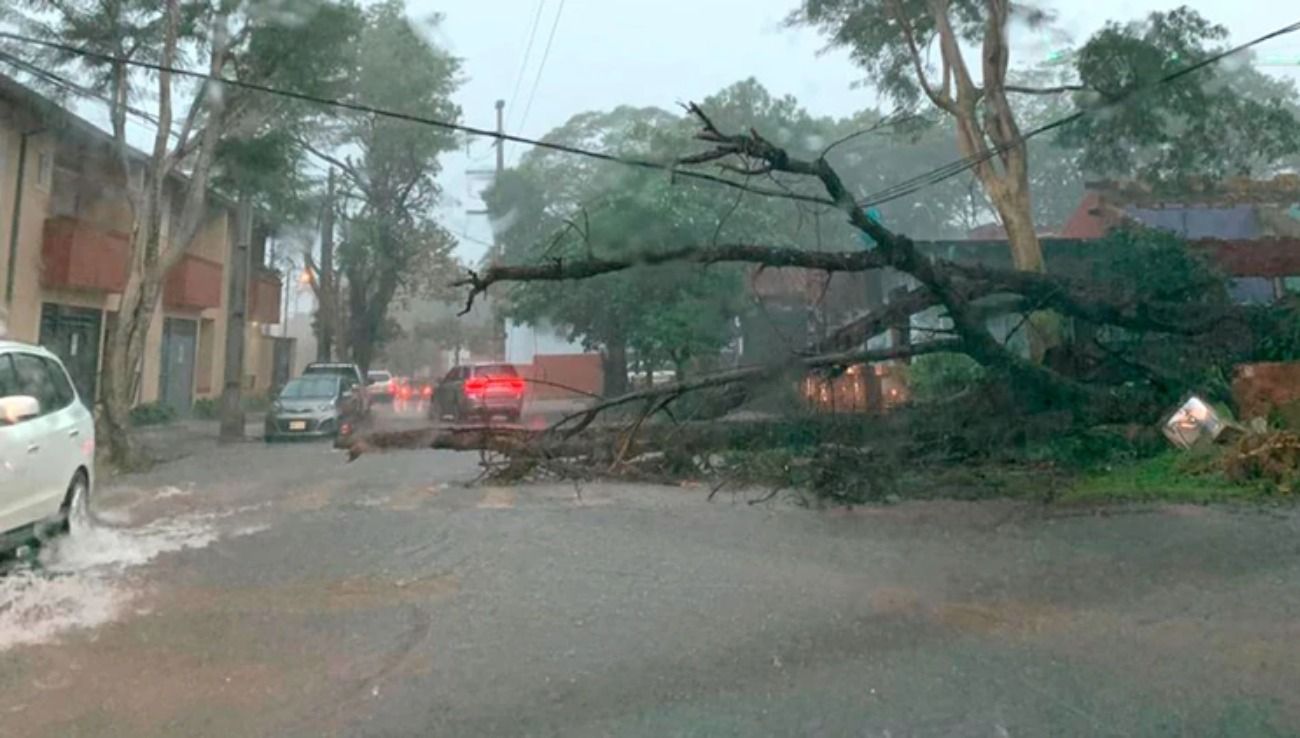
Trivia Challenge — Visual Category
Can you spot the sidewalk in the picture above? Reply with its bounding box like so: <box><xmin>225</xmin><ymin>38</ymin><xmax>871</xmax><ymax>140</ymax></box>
<box><xmin>130</xmin><ymin>414</ymin><xmax>266</xmax><ymax>465</ymax></box>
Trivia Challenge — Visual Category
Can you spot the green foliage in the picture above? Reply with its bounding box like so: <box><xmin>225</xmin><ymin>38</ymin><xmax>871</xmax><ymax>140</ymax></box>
<box><xmin>907</xmin><ymin>352</ymin><xmax>987</xmax><ymax>403</ymax></box>
<box><xmin>327</xmin><ymin>0</ymin><xmax>461</xmax><ymax>369</ymax></box>
<box><xmin>191</xmin><ymin>398</ymin><xmax>218</xmax><ymax>420</ymax></box>
<box><xmin>790</xmin><ymin>0</ymin><xmax>989</xmax><ymax>109</ymax></box>
<box><xmin>487</xmin><ymin>102</ymin><xmax>750</xmax><ymax>388</ymax></box>
<box><xmin>1063</xmin><ymin>450</ymin><xmax>1258</xmax><ymax>504</ymax></box>
<box><xmin>129</xmin><ymin>402</ymin><xmax>177</xmax><ymax>427</ymax></box>
<box><xmin>1059</xmin><ymin>8</ymin><xmax>1300</xmax><ymax>184</ymax></box>
<box><xmin>1254</xmin><ymin>310</ymin><xmax>1300</xmax><ymax>362</ymax></box>
<box><xmin>241</xmin><ymin>393</ymin><xmax>271</xmax><ymax>413</ymax></box>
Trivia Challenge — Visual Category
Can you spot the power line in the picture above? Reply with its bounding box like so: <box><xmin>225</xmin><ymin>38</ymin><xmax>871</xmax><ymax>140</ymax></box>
<box><xmin>5</xmin><ymin>17</ymin><xmax>1295</xmax><ymax>222</ymax></box>
<box><xmin>856</xmin><ymin>19</ymin><xmax>1300</xmax><ymax>210</ymax></box>
<box><xmin>516</xmin><ymin>0</ymin><xmax>566</xmax><ymax>137</ymax></box>
<box><xmin>506</xmin><ymin>0</ymin><xmax>548</xmax><ymax>131</ymax></box>
<box><xmin>0</xmin><ymin>30</ymin><xmax>832</xmax><ymax>207</ymax></box>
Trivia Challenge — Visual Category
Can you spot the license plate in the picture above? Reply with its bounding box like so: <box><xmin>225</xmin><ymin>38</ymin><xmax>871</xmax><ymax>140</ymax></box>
<box><xmin>288</xmin><ymin>420</ymin><xmax>307</xmax><ymax>431</ymax></box>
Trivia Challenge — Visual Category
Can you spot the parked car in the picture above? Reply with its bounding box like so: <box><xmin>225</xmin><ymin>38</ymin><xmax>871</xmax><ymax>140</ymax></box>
<box><xmin>430</xmin><ymin>363</ymin><xmax>525</xmax><ymax>422</ymax></box>
<box><xmin>302</xmin><ymin>361</ymin><xmax>369</xmax><ymax>417</ymax></box>
<box><xmin>367</xmin><ymin>369</ymin><xmax>395</xmax><ymax>403</ymax></box>
<box><xmin>0</xmin><ymin>339</ymin><xmax>94</xmax><ymax>551</ymax></box>
<box><xmin>264</xmin><ymin>375</ymin><xmax>361</xmax><ymax>442</ymax></box>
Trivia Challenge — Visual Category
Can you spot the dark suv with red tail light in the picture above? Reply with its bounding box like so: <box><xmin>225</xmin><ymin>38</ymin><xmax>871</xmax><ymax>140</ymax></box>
<box><xmin>430</xmin><ymin>363</ymin><xmax>525</xmax><ymax>422</ymax></box>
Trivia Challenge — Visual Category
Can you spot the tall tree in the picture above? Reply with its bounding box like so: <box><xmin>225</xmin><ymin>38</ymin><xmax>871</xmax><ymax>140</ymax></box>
<box><xmin>306</xmin><ymin>0</ymin><xmax>461</xmax><ymax>373</ymax></box>
<box><xmin>792</xmin><ymin>0</ymin><xmax>1053</xmax><ymax>274</ymax></box>
<box><xmin>11</xmin><ymin>0</ymin><xmax>361</xmax><ymax>466</ymax></box>
<box><xmin>486</xmin><ymin>104</ymin><xmax>757</xmax><ymax>395</ymax></box>
<box><xmin>1056</xmin><ymin>11</ymin><xmax>1300</xmax><ymax>185</ymax></box>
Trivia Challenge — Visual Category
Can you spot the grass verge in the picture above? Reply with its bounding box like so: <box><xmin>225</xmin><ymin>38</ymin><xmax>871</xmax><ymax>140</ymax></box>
<box><xmin>1060</xmin><ymin>450</ymin><xmax>1268</xmax><ymax>504</ymax></box>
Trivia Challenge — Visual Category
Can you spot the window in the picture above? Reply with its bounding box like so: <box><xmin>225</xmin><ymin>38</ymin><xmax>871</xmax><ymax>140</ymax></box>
<box><xmin>35</xmin><ymin>150</ymin><xmax>53</xmax><ymax>192</ymax></box>
<box><xmin>42</xmin><ymin>357</ymin><xmax>76</xmax><ymax>410</ymax></box>
<box><xmin>473</xmin><ymin>364</ymin><xmax>519</xmax><ymax>377</ymax></box>
<box><xmin>0</xmin><ymin>355</ymin><xmax>18</xmax><ymax>398</ymax></box>
<box><xmin>12</xmin><ymin>353</ymin><xmax>57</xmax><ymax>414</ymax></box>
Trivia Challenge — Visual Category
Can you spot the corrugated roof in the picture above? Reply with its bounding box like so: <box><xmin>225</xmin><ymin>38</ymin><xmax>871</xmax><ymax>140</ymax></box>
<box><xmin>1127</xmin><ymin>205</ymin><xmax>1262</xmax><ymax>239</ymax></box>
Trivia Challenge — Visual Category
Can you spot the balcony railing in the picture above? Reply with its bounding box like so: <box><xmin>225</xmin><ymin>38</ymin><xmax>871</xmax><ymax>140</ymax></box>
<box><xmin>163</xmin><ymin>254</ymin><xmax>223</xmax><ymax>310</ymax></box>
<box><xmin>248</xmin><ymin>270</ymin><xmax>282</xmax><ymax>324</ymax></box>
<box><xmin>41</xmin><ymin>217</ymin><xmax>129</xmax><ymax>292</ymax></box>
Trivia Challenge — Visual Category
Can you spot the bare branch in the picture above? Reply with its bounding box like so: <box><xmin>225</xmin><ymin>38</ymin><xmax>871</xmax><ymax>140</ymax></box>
<box><xmin>889</xmin><ymin>0</ymin><xmax>957</xmax><ymax>113</ymax></box>
<box><xmin>453</xmin><ymin>242</ymin><xmax>893</xmax><ymax>314</ymax></box>
<box><xmin>1004</xmin><ymin>84</ymin><xmax>1086</xmax><ymax>95</ymax></box>
<box><xmin>549</xmin><ymin>340</ymin><xmax>963</xmax><ymax>435</ymax></box>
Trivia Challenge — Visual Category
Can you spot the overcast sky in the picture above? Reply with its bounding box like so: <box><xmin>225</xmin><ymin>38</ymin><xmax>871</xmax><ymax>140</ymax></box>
<box><xmin>414</xmin><ymin>0</ymin><xmax>1298</xmax><ymax>262</ymax></box>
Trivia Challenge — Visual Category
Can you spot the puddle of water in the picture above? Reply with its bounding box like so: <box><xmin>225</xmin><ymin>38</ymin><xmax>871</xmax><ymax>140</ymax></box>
<box><xmin>0</xmin><ymin>490</ymin><xmax>247</xmax><ymax>652</ymax></box>
<box><xmin>153</xmin><ymin>485</ymin><xmax>193</xmax><ymax>500</ymax></box>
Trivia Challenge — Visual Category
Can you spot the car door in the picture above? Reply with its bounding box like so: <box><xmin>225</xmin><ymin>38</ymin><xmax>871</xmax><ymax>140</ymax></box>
<box><xmin>3</xmin><ymin>353</ymin><xmax>68</xmax><ymax>526</ymax></box>
<box><xmin>0</xmin><ymin>353</ymin><xmax>40</xmax><ymax>534</ymax></box>
<box><xmin>37</xmin><ymin>354</ymin><xmax>90</xmax><ymax>508</ymax></box>
<box><xmin>338</xmin><ymin>378</ymin><xmax>359</xmax><ymax>419</ymax></box>
<box><xmin>437</xmin><ymin>367</ymin><xmax>463</xmax><ymax>415</ymax></box>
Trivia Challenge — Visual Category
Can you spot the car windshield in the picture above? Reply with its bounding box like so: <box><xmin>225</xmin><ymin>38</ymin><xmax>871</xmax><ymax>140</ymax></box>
<box><xmin>279</xmin><ymin>377</ymin><xmax>337</xmax><ymax>399</ymax></box>
<box><xmin>304</xmin><ymin>365</ymin><xmax>351</xmax><ymax>378</ymax></box>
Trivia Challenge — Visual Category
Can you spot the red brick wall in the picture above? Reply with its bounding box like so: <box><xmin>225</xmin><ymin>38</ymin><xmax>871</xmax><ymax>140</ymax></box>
<box><xmin>1232</xmin><ymin>362</ymin><xmax>1300</xmax><ymax>420</ymax></box>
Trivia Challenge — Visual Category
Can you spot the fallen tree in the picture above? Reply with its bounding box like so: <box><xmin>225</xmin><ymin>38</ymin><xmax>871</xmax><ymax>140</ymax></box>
<box><xmin>351</xmin><ymin>103</ymin><xmax>1289</xmax><ymax>495</ymax></box>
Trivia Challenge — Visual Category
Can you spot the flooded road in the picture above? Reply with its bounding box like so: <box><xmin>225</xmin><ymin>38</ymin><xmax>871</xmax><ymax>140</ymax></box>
<box><xmin>3</xmin><ymin>407</ymin><xmax>1300</xmax><ymax>736</ymax></box>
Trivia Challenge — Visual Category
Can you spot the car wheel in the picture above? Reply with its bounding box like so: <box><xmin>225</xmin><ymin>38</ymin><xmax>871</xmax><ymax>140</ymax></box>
<box><xmin>57</xmin><ymin>470</ymin><xmax>90</xmax><ymax>534</ymax></box>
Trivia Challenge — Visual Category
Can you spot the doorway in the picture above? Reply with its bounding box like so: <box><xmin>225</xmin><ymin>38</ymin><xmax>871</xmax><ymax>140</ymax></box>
<box><xmin>160</xmin><ymin>317</ymin><xmax>198</xmax><ymax>414</ymax></box>
<box><xmin>39</xmin><ymin>303</ymin><xmax>102</xmax><ymax>405</ymax></box>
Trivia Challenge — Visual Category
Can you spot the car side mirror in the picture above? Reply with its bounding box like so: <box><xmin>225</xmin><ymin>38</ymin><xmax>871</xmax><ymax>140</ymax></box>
<box><xmin>0</xmin><ymin>395</ymin><xmax>40</xmax><ymax>426</ymax></box>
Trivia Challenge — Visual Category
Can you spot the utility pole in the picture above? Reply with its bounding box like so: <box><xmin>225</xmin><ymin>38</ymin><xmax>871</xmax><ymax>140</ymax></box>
<box><xmin>491</xmin><ymin>99</ymin><xmax>507</xmax><ymax>360</ymax></box>
<box><xmin>220</xmin><ymin>197</ymin><xmax>253</xmax><ymax>442</ymax></box>
<box><xmin>494</xmin><ymin>99</ymin><xmax>505</xmax><ymax>174</ymax></box>
<box><xmin>317</xmin><ymin>168</ymin><xmax>336</xmax><ymax>361</ymax></box>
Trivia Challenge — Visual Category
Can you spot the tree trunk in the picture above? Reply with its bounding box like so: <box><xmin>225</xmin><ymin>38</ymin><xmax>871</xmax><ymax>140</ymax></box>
<box><xmin>993</xmin><ymin>184</ymin><xmax>1044</xmax><ymax>273</ymax></box>
<box><xmin>317</xmin><ymin>169</ymin><xmax>336</xmax><ymax>361</ymax></box>
<box><xmin>97</xmin><ymin>264</ymin><xmax>163</xmax><ymax>469</ymax></box>
<box><xmin>603</xmin><ymin>341</ymin><xmax>629</xmax><ymax>396</ymax></box>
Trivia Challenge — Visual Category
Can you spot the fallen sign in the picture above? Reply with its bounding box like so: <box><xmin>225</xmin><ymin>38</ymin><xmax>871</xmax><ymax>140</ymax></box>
<box><xmin>1161</xmin><ymin>395</ymin><xmax>1226</xmax><ymax>450</ymax></box>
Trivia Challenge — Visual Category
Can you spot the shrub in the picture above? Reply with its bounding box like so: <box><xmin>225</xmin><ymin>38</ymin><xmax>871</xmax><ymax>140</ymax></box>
<box><xmin>241</xmin><ymin>393</ymin><xmax>271</xmax><ymax>413</ymax></box>
<box><xmin>907</xmin><ymin>352</ymin><xmax>987</xmax><ymax>403</ymax></box>
<box><xmin>192</xmin><ymin>398</ymin><xmax>219</xmax><ymax>419</ymax></box>
<box><xmin>129</xmin><ymin>402</ymin><xmax>177</xmax><ymax>427</ymax></box>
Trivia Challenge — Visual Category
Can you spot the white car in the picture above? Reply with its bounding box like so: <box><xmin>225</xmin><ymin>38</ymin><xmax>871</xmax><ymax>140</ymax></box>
<box><xmin>0</xmin><ymin>340</ymin><xmax>95</xmax><ymax>549</ymax></box>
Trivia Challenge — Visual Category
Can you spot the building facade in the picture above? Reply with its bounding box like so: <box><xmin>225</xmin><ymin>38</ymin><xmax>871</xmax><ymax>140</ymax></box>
<box><xmin>0</xmin><ymin>74</ymin><xmax>285</xmax><ymax>414</ymax></box>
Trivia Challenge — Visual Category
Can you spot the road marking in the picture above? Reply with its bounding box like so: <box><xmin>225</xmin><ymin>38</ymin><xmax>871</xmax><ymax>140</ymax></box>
<box><xmin>477</xmin><ymin>487</ymin><xmax>516</xmax><ymax>509</ymax></box>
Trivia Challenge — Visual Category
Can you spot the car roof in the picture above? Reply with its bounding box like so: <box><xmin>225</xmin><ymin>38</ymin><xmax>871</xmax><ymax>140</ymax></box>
<box><xmin>0</xmin><ymin>339</ymin><xmax>57</xmax><ymax>361</ymax></box>
<box><xmin>292</xmin><ymin>373</ymin><xmax>340</xmax><ymax>382</ymax></box>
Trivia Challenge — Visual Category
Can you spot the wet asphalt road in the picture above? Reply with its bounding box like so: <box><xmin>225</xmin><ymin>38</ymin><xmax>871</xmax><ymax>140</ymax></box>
<box><xmin>3</xmin><ymin>405</ymin><xmax>1300</xmax><ymax>736</ymax></box>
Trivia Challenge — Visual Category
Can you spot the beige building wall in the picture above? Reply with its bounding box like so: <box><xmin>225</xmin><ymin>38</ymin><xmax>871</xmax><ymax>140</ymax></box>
<box><xmin>2</xmin><ymin>76</ymin><xmax>281</xmax><ymax>410</ymax></box>
<box><xmin>2</xmin><ymin>130</ymin><xmax>56</xmax><ymax>343</ymax></box>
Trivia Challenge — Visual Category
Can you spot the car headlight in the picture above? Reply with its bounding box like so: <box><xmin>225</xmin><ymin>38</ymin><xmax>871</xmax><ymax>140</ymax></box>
<box><xmin>271</xmin><ymin>401</ymin><xmax>284</xmax><ymax>412</ymax></box>
<box><xmin>317</xmin><ymin>403</ymin><xmax>334</xmax><ymax>412</ymax></box>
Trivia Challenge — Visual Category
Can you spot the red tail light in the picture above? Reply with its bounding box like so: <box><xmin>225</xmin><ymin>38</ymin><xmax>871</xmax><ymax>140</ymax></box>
<box><xmin>421</xmin><ymin>386</ymin><xmax>433</xmax><ymax>398</ymax></box>
<box><xmin>464</xmin><ymin>376</ymin><xmax>523</xmax><ymax>396</ymax></box>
